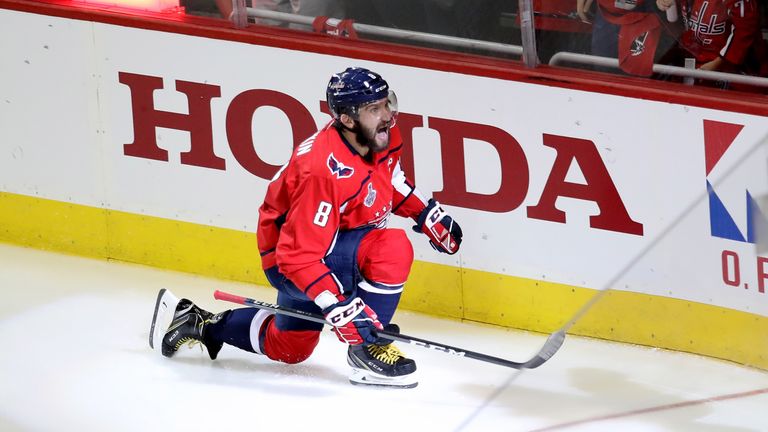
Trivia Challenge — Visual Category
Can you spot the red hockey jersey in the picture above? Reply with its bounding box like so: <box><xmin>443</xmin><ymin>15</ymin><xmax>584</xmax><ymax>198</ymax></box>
<box><xmin>598</xmin><ymin>0</ymin><xmax>661</xmax><ymax>76</ymax></box>
<box><xmin>680</xmin><ymin>0</ymin><xmax>760</xmax><ymax>65</ymax></box>
<box><xmin>257</xmin><ymin>122</ymin><xmax>427</xmax><ymax>300</ymax></box>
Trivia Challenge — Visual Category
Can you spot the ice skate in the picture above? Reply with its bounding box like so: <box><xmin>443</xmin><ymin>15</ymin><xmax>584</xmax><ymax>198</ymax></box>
<box><xmin>347</xmin><ymin>342</ymin><xmax>418</xmax><ymax>389</ymax></box>
<box><xmin>148</xmin><ymin>288</ymin><xmax>223</xmax><ymax>360</ymax></box>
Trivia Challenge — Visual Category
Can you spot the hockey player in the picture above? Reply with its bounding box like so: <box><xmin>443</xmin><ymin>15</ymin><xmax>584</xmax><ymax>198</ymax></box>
<box><xmin>149</xmin><ymin>67</ymin><xmax>463</xmax><ymax>388</ymax></box>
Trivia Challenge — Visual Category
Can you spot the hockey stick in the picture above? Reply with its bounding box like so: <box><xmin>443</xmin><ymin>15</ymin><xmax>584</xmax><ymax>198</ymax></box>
<box><xmin>214</xmin><ymin>290</ymin><xmax>565</xmax><ymax>370</ymax></box>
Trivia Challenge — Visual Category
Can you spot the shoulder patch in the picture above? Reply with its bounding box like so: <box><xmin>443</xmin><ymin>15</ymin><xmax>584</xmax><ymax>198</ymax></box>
<box><xmin>327</xmin><ymin>153</ymin><xmax>354</xmax><ymax>179</ymax></box>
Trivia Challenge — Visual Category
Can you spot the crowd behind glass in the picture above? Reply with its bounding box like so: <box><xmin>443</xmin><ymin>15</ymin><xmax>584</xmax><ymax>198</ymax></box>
<box><xmin>180</xmin><ymin>0</ymin><xmax>768</xmax><ymax>93</ymax></box>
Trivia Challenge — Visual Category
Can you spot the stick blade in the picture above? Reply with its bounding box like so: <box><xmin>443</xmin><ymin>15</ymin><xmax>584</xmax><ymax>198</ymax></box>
<box><xmin>525</xmin><ymin>330</ymin><xmax>565</xmax><ymax>369</ymax></box>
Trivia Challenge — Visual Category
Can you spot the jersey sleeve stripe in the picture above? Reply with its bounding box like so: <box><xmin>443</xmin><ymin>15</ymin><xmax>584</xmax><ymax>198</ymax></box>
<box><xmin>358</xmin><ymin>279</ymin><xmax>404</xmax><ymax>294</ymax></box>
<box><xmin>392</xmin><ymin>187</ymin><xmax>415</xmax><ymax>214</ymax></box>
<box><xmin>719</xmin><ymin>23</ymin><xmax>736</xmax><ymax>58</ymax></box>
<box><xmin>303</xmin><ymin>271</ymin><xmax>334</xmax><ymax>295</ymax></box>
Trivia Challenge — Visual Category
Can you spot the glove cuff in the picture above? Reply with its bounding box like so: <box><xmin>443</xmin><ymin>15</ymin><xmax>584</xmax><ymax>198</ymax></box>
<box><xmin>413</xmin><ymin>198</ymin><xmax>438</xmax><ymax>233</ymax></box>
<box><xmin>315</xmin><ymin>290</ymin><xmax>342</xmax><ymax>311</ymax></box>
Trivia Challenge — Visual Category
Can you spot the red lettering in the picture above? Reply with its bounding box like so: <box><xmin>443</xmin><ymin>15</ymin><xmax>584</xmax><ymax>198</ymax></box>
<box><xmin>430</xmin><ymin>117</ymin><xmax>529</xmax><ymax>213</ymax></box>
<box><xmin>527</xmin><ymin>134</ymin><xmax>643</xmax><ymax>235</ymax></box>
<box><xmin>389</xmin><ymin>113</ymin><xmax>423</xmax><ymax>181</ymax></box>
<box><xmin>116</xmin><ymin>73</ymin><xmax>650</xmax><ymax>240</ymax></box>
<box><xmin>119</xmin><ymin>72</ymin><xmax>224</xmax><ymax>169</ymax></box>
<box><xmin>226</xmin><ymin>90</ymin><xmax>315</xmax><ymax>179</ymax></box>
<box><xmin>722</xmin><ymin>250</ymin><xmax>740</xmax><ymax>287</ymax></box>
<box><xmin>319</xmin><ymin>100</ymin><xmax>332</xmax><ymax>117</ymax></box>
<box><xmin>758</xmin><ymin>256</ymin><xmax>768</xmax><ymax>293</ymax></box>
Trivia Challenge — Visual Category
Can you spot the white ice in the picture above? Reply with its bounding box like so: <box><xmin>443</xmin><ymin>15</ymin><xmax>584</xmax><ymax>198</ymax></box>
<box><xmin>0</xmin><ymin>243</ymin><xmax>766</xmax><ymax>432</ymax></box>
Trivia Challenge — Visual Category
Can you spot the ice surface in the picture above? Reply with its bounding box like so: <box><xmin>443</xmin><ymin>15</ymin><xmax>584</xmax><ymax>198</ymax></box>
<box><xmin>0</xmin><ymin>243</ymin><xmax>766</xmax><ymax>432</ymax></box>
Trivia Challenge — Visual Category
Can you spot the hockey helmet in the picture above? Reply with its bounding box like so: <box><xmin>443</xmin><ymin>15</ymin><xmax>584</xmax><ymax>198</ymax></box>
<box><xmin>326</xmin><ymin>67</ymin><xmax>397</xmax><ymax>120</ymax></box>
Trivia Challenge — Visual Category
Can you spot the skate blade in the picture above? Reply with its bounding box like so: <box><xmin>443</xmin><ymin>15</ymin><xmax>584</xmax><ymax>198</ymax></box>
<box><xmin>148</xmin><ymin>288</ymin><xmax>180</xmax><ymax>352</ymax></box>
<box><xmin>348</xmin><ymin>369</ymin><xmax>418</xmax><ymax>389</ymax></box>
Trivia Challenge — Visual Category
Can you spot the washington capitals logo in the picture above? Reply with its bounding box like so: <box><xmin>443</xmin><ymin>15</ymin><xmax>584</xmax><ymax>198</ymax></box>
<box><xmin>688</xmin><ymin>1</ymin><xmax>727</xmax><ymax>43</ymax></box>
<box><xmin>631</xmin><ymin>32</ymin><xmax>648</xmax><ymax>56</ymax></box>
<box><xmin>327</xmin><ymin>153</ymin><xmax>354</xmax><ymax>179</ymax></box>
<box><xmin>705</xmin><ymin>120</ymin><xmax>767</xmax><ymax>243</ymax></box>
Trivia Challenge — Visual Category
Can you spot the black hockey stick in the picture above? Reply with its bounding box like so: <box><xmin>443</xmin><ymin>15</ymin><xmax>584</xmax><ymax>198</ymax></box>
<box><xmin>214</xmin><ymin>290</ymin><xmax>564</xmax><ymax>370</ymax></box>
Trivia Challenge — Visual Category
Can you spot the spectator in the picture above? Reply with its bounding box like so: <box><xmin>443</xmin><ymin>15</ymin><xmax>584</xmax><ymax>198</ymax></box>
<box><xmin>217</xmin><ymin>0</ymin><xmax>344</xmax><ymax>27</ymax></box>
<box><xmin>591</xmin><ymin>0</ymin><xmax>675</xmax><ymax>76</ymax></box>
<box><xmin>656</xmin><ymin>0</ymin><xmax>762</xmax><ymax>75</ymax></box>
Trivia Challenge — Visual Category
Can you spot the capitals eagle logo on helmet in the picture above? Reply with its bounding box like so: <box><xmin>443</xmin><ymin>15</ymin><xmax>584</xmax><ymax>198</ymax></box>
<box><xmin>327</xmin><ymin>153</ymin><xmax>354</xmax><ymax>179</ymax></box>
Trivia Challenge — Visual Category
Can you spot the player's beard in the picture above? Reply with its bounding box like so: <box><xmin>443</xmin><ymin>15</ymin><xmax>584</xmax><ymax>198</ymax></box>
<box><xmin>354</xmin><ymin>120</ymin><xmax>390</xmax><ymax>153</ymax></box>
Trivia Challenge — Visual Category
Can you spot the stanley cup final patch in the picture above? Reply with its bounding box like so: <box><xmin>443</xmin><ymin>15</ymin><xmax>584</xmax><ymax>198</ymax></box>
<box><xmin>364</xmin><ymin>182</ymin><xmax>377</xmax><ymax>207</ymax></box>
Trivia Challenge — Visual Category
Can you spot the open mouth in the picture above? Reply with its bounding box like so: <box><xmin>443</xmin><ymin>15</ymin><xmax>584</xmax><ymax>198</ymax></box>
<box><xmin>375</xmin><ymin>124</ymin><xmax>389</xmax><ymax>142</ymax></box>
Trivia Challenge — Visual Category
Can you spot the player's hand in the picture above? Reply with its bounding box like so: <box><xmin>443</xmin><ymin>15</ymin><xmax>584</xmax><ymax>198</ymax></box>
<box><xmin>322</xmin><ymin>295</ymin><xmax>383</xmax><ymax>345</ymax></box>
<box><xmin>413</xmin><ymin>199</ymin><xmax>463</xmax><ymax>255</ymax></box>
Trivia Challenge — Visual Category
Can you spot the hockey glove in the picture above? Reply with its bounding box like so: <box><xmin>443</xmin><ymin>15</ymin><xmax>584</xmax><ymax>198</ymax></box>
<box><xmin>322</xmin><ymin>295</ymin><xmax>383</xmax><ymax>345</ymax></box>
<box><xmin>413</xmin><ymin>199</ymin><xmax>463</xmax><ymax>255</ymax></box>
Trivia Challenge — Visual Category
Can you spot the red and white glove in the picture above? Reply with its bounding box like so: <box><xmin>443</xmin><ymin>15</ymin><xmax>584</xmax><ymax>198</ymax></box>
<box><xmin>413</xmin><ymin>199</ymin><xmax>463</xmax><ymax>255</ymax></box>
<box><xmin>320</xmin><ymin>294</ymin><xmax>383</xmax><ymax>345</ymax></box>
